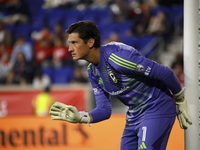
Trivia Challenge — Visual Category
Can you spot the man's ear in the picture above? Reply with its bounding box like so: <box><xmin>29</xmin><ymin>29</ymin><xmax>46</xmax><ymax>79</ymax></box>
<box><xmin>87</xmin><ymin>38</ymin><xmax>95</xmax><ymax>49</ymax></box>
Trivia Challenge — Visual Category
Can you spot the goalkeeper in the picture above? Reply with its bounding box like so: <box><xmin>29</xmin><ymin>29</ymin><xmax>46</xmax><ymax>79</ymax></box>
<box><xmin>49</xmin><ymin>21</ymin><xmax>192</xmax><ymax>150</ymax></box>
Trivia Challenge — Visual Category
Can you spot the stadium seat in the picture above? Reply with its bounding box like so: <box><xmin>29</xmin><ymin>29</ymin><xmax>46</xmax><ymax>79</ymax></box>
<box><xmin>171</xmin><ymin>5</ymin><xmax>183</xmax><ymax>21</ymax></box>
<box><xmin>81</xmin><ymin>8</ymin><xmax>99</xmax><ymax>23</ymax></box>
<box><xmin>5</xmin><ymin>24</ymin><xmax>15</xmax><ymax>33</ymax></box>
<box><xmin>62</xmin><ymin>9</ymin><xmax>82</xmax><ymax>30</ymax></box>
<box><xmin>170</xmin><ymin>5</ymin><xmax>183</xmax><ymax>31</ymax></box>
<box><xmin>121</xmin><ymin>36</ymin><xmax>140</xmax><ymax>49</ymax></box>
<box><xmin>138</xmin><ymin>35</ymin><xmax>158</xmax><ymax>58</ymax></box>
<box><xmin>98</xmin><ymin>23</ymin><xmax>119</xmax><ymax>41</ymax></box>
<box><xmin>46</xmin><ymin>9</ymin><xmax>66</xmax><ymax>32</ymax></box>
<box><xmin>116</xmin><ymin>21</ymin><xmax>133</xmax><ymax>39</ymax></box>
<box><xmin>31</xmin><ymin>9</ymin><xmax>47</xmax><ymax>32</ymax></box>
<box><xmin>151</xmin><ymin>5</ymin><xmax>171</xmax><ymax>16</ymax></box>
<box><xmin>96</xmin><ymin>7</ymin><xmax>112</xmax><ymax>26</ymax></box>
<box><xmin>13</xmin><ymin>24</ymin><xmax>32</xmax><ymax>40</ymax></box>
<box><xmin>52</xmin><ymin>66</ymin><xmax>74</xmax><ymax>84</ymax></box>
<box><xmin>24</xmin><ymin>0</ymin><xmax>45</xmax><ymax>14</ymax></box>
<box><xmin>151</xmin><ymin>6</ymin><xmax>172</xmax><ymax>29</ymax></box>
<box><xmin>42</xmin><ymin>67</ymin><xmax>54</xmax><ymax>81</ymax></box>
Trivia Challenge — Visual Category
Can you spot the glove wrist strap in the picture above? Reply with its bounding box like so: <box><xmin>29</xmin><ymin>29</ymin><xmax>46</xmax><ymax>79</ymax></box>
<box><xmin>79</xmin><ymin>111</ymin><xmax>92</xmax><ymax>126</ymax></box>
<box><xmin>173</xmin><ymin>87</ymin><xmax>185</xmax><ymax>102</ymax></box>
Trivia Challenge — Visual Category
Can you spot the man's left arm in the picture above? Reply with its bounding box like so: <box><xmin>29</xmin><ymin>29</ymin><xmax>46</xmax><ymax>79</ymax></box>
<box><xmin>148</xmin><ymin>60</ymin><xmax>192</xmax><ymax>129</ymax></box>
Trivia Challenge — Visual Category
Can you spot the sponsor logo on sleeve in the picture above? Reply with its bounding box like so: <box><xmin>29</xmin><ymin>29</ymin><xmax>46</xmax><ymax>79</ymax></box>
<box><xmin>144</xmin><ymin>66</ymin><xmax>151</xmax><ymax>76</ymax></box>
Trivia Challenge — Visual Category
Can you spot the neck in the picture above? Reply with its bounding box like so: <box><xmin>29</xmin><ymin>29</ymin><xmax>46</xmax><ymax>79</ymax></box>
<box><xmin>85</xmin><ymin>47</ymin><xmax>100</xmax><ymax>65</ymax></box>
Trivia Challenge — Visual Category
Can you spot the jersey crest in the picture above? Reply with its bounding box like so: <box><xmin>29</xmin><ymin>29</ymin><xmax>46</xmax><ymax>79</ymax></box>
<box><xmin>106</xmin><ymin>63</ymin><xmax>118</xmax><ymax>84</ymax></box>
<box><xmin>108</xmin><ymin>71</ymin><xmax>118</xmax><ymax>83</ymax></box>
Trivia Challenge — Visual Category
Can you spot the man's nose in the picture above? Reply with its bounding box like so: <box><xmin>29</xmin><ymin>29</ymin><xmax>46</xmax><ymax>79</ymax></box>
<box><xmin>68</xmin><ymin>44</ymin><xmax>73</xmax><ymax>52</ymax></box>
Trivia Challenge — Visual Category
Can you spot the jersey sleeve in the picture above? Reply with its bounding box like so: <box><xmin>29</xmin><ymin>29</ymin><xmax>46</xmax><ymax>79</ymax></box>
<box><xmin>108</xmin><ymin>46</ymin><xmax>182</xmax><ymax>94</ymax></box>
<box><xmin>87</xmin><ymin>64</ymin><xmax>112</xmax><ymax>123</ymax></box>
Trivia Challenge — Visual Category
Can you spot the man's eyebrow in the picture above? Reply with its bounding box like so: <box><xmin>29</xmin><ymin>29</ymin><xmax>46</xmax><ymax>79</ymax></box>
<box><xmin>68</xmin><ymin>40</ymin><xmax>77</xmax><ymax>43</ymax></box>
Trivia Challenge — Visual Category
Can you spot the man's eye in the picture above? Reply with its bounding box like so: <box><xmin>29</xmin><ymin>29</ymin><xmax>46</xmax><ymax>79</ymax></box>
<box><xmin>71</xmin><ymin>41</ymin><xmax>77</xmax><ymax>44</ymax></box>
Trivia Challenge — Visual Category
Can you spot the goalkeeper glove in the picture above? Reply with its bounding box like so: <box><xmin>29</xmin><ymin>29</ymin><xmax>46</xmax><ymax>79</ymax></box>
<box><xmin>173</xmin><ymin>87</ymin><xmax>192</xmax><ymax>129</ymax></box>
<box><xmin>49</xmin><ymin>102</ymin><xmax>91</xmax><ymax>125</ymax></box>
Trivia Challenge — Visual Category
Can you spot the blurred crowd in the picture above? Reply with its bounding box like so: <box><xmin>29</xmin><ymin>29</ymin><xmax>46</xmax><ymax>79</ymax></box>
<box><xmin>0</xmin><ymin>0</ymin><xmax>184</xmax><ymax>88</ymax></box>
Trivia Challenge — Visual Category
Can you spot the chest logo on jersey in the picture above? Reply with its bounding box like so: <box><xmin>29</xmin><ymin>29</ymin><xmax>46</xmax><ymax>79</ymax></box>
<box><xmin>108</xmin><ymin>71</ymin><xmax>118</xmax><ymax>83</ymax></box>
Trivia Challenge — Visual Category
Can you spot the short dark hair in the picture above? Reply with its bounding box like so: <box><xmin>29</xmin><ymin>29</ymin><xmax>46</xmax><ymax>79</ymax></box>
<box><xmin>66</xmin><ymin>21</ymin><xmax>101</xmax><ymax>48</ymax></box>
